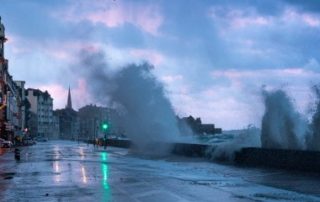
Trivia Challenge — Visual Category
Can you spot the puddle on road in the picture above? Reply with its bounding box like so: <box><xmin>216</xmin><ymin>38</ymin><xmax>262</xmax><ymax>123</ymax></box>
<box><xmin>32</xmin><ymin>172</ymin><xmax>40</xmax><ymax>176</ymax></box>
<box><xmin>0</xmin><ymin>172</ymin><xmax>16</xmax><ymax>180</ymax></box>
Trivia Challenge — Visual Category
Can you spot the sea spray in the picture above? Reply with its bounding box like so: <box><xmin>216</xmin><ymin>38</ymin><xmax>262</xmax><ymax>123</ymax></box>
<box><xmin>307</xmin><ymin>85</ymin><xmax>320</xmax><ymax>150</ymax></box>
<box><xmin>208</xmin><ymin>88</ymin><xmax>308</xmax><ymax>162</ymax></box>
<box><xmin>206</xmin><ymin>125</ymin><xmax>261</xmax><ymax>162</ymax></box>
<box><xmin>75</xmin><ymin>50</ymin><xmax>181</xmax><ymax>155</ymax></box>
<box><xmin>109</xmin><ymin>63</ymin><xmax>181</xmax><ymax>155</ymax></box>
<box><xmin>261</xmin><ymin>89</ymin><xmax>307</xmax><ymax>150</ymax></box>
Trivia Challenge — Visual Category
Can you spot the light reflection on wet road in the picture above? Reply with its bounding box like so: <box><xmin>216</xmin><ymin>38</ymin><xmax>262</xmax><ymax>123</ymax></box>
<box><xmin>0</xmin><ymin>141</ymin><xmax>114</xmax><ymax>201</ymax></box>
<box><xmin>0</xmin><ymin>141</ymin><xmax>320</xmax><ymax>202</ymax></box>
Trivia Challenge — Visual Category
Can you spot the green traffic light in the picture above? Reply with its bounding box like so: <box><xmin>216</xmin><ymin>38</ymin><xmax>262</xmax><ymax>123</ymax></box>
<box><xmin>102</xmin><ymin>123</ymin><xmax>109</xmax><ymax>130</ymax></box>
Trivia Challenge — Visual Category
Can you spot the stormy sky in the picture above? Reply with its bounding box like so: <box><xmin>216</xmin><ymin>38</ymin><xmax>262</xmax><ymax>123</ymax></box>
<box><xmin>0</xmin><ymin>0</ymin><xmax>320</xmax><ymax>129</ymax></box>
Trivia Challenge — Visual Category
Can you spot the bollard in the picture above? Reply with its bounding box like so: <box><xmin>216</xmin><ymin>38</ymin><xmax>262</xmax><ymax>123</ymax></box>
<box><xmin>14</xmin><ymin>148</ymin><xmax>20</xmax><ymax>161</ymax></box>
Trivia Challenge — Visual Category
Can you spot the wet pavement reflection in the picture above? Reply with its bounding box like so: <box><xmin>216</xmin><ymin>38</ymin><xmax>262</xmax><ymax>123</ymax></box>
<box><xmin>0</xmin><ymin>141</ymin><xmax>320</xmax><ymax>201</ymax></box>
<box><xmin>0</xmin><ymin>141</ymin><xmax>115</xmax><ymax>201</ymax></box>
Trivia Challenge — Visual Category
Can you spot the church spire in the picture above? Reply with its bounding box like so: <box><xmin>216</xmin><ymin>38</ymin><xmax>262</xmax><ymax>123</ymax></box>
<box><xmin>66</xmin><ymin>86</ymin><xmax>72</xmax><ymax>109</ymax></box>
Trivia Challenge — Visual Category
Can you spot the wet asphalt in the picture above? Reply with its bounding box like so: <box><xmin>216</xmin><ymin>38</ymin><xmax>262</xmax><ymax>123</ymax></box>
<box><xmin>0</xmin><ymin>141</ymin><xmax>320</xmax><ymax>202</ymax></box>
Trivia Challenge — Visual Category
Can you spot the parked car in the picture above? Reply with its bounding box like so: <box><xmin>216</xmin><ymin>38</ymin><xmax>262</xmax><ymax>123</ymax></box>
<box><xmin>24</xmin><ymin>137</ymin><xmax>36</xmax><ymax>145</ymax></box>
<box><xmin>0</xmin><ymin>138</ymin><xmax>13</xmax><ymax>148</ymax></box>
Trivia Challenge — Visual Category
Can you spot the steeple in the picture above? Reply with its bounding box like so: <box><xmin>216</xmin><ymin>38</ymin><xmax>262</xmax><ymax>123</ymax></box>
<box><xmin>66</xmin><ymin>86</ymin><xmax>72</xmax><ymax>109</ymax></box>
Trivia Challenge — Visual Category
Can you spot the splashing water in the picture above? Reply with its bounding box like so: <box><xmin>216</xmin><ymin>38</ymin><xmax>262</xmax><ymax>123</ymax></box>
<box><xmin>261</xmin><ymin>89</ymin><xmax>307</xmax><ymax>150</ymax></box>
<box><xmin>76</xmin><ymin>50</ymin><xmax>180</xmax><ymax>155</ymax></box>
<box><xmin>307</xmin><ymin>85</ymin><xmax>320</xmax><ymax>150</ymax></box>
<box><xmin>206</xmin><ymin>126</ymin><xmax>261</xmax><ymax>162</ymax></box>
<box><xmin>110</xmin><ymin>63</ymin><xmax>181</xmax><ymax>154</ymax></box>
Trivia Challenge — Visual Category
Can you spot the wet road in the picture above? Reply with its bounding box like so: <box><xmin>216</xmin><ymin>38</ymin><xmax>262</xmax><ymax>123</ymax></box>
<box><xmin>0</xmin><ymin>141</ymin><xmax>320</xmax><ymax>202</ymax></box>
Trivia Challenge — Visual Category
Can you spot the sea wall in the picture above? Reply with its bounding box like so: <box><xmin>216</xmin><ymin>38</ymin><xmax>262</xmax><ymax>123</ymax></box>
<box><xmin>234</xmin><ymin>147</ymin><xmax>320</xmax><ymax>172</ymax></box>
<box><xmin>103</xmin><ymin>139</ymin><xmax>209</xmax><ymax>157</ymax></box>
<box><xmin>102</xmin><ymin>139</ymin><xmax>320</xmax><ymax>172</ymax></box>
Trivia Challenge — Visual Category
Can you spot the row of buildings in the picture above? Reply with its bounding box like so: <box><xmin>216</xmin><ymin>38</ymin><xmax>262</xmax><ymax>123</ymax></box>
<box><xmin>0</xmin><ymin>17</ymin><xmax>27</xmax><ymax>141</ymax></box>
<box><xmin>23</xmin><ymin>85</ymin><xmax>121</xmax><ymax>141</ymax></box>
<box><xmin>0</xmin><ymin>17</ymin><xmax>56</xmax><ymax>141</ymax></box>
<box><xmin>53</xmin><ymin>90</ymin><xmax>122</xmax><ymax>141</ymax></box>
<box><xmin>0</xmin><ymin>17</ymin><xmax>120</xmax><ymax>142</ymax></box>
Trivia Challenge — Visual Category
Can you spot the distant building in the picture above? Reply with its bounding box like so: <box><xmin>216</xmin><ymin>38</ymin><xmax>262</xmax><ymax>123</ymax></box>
<box><xmin>78</xmin><ymin>104</ymin><xmax>122</xmax><ymax>140</ymax></box>
<box><xmin>51</xmin><ymin>114</ymin><xmax>60</xmax><ymax>139</ymax></box>
<box><xmin>178</xmin><ymin>116</ymin><xmax>222</xmax><ymax>135</ymax></box>
<box><xmin>26</xmin><ymin>88</ymin><xmax>54</xmax><ymax>138</ymax></box>
<box><xmin>15</xmin><ymin>81</ymin><xmax>27</xmax><ymax>131</ymax></box>
<box><xmin>54</xmin><ymin>87</ymin><xmax>79</xmax><ymax>140</ymax></box>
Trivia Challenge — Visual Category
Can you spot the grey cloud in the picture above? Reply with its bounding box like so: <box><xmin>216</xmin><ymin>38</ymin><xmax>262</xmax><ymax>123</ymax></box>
<box><xmin>282</xmin><ymin>0</ymin><xmax>320</xmax><ymax>13</ymax></box>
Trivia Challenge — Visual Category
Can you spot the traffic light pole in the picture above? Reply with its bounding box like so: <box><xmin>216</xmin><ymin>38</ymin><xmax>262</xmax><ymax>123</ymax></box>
<box><xmin>104</xmin><ymin>132</ymin><xmax>107</xmax><ymax>150</ymax></box>
<box><xmin>101</xmin><ymin>122</ymin><xmax>109</xmax><ymax>150</ymax></box>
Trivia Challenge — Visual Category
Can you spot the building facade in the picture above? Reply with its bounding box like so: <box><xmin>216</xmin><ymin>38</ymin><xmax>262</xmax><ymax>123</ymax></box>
<box><xmin>0</xmin><ymin>17</ymin><xmax>26</xmax><ymax>141</ymax></box>
<box><xmin>15</xmin><ymin>81</ymin><xmax>27</xmax><ymax>133</ymax></box>
<box><xmin>78</xmin><ymin>104</ymin><xmax>124</xmax><ymax>140</ymax></box>
<box><xmin>26</xmin><ymin>88</ymin><xmax>54</xmax><ymax>138</ymax></box>
<box><xmin>51</xmin><ymin>114</ymin><xmax>60</xmax><ymax>139</ymax></box>
<box><xmin>78</xmin><ymin>105</ymin><xmax>110</xmax><ymax>141</ymax></box>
